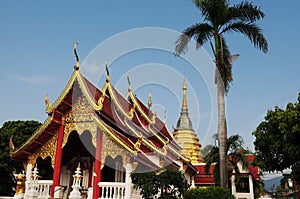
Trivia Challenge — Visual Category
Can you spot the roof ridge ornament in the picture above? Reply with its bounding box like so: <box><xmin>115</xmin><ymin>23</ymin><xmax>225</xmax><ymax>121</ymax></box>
<box><xmin>44</xmin><ymin>94</ymin><xmax>51</xmax><ymax>113</ymax></box>
<box><xmin>127</xmin><ymin>72</ymin><xmax>131</xmax><ymax>91</ymax></box>
<box><xmin>105</xmin><ymin>59</ymin><xmax>110</xmax><ymax>82</ymax></box>
<box><xmin>74</xmin><ymin>41</ymin><xmax>80</xmax><ymax>70</ymax></box>
<box><xmin>163</xmin><ymin>109</ymin><xmax>167</xmax><ymax>123</ymax></box>
<box><xmin>9</xmin><ymin>135</ymin><xmax>15</xmax><ymax>155</ymax></box>
<box><xmin>148</xmin><ymin>90</ymin><xmax>152</xmax><ymax>110</ymax></box>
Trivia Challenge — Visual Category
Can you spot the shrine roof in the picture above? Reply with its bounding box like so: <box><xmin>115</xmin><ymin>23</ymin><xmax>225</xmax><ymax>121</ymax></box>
<box><xmin>11</xmin><ymin>65</ymin><xmax>190</xmax><ymax>166</ymax></box>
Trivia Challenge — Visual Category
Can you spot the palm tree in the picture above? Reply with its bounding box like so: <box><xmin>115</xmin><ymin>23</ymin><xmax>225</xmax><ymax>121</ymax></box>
<box><xmin>175</xmin><ymin>0</ymin><xmax>268</xmax><ymax>188</ymax></box>
<box><xmin>204</xmin><ymin>134</ymin><xmax>250</xmax><ymax>186</ymax></box>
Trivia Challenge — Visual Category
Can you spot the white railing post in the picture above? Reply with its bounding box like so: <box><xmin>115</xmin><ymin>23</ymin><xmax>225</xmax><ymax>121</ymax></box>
<box><xmin>37</xmin><ymin>180</ymin><xmax>52</xmax><ymax>199</ymax></box>
<box><xmin>98</xmin><ymin>182</ymin><xmax>125</xmax><ymax>199</ymax></box>
<box><xmin>124</xmin><ymin>162</ymin><xmax>132</xmax><ymax>199</ymax></box>
<box><xmin>26</xmin><ymin>167</ymin><xmax>39</xmax><ymax>199</ymax></box>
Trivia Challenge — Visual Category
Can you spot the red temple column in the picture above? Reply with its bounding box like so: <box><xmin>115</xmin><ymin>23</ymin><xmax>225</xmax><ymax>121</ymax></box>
<box><xmin>93</xmin><ymin>128</ymin><xmax>102</xmax><ymax>199</ymax></box>
<box><xmin>51</xmin><ymin>121</ymin><xmax>65</xmax><ymax>197</ymax></box>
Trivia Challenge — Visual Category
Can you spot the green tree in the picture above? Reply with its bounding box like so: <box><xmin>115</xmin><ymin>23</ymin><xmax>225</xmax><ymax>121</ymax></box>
<box><xmin>253</xmin><ymin>93</ymin><xmax>300</xmax><ymax>175</ymax></box>
<box><xmin>185</xmin><ymin>186</ymin><xmax>235</xmax><ymax>199</ymax></box>
<box><xmin>131</xmin><ymin>168</ymin><xmax>188</xmax><ymax>199</ymax></box>
<box><xmin>205</xmin><ymin>134</ymin><xmax>250</xmax><ymax>185</ymax></box>
<box><xmin>175</xmin><ymin>0</ymin><xmax>268</xmax><ymax>188</ymax></box>
<box><xmin>0</xmin><ymin>120</ymin><xmax>41</xmax><ymax>196</ymax></box>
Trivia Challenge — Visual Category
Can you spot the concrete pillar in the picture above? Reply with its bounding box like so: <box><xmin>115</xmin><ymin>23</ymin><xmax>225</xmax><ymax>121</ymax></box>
<box><xmin>249</xmin><ymin>175</ymin><xmax>254</xmax><ymax>199</ymax></box>
<box><xmin>124</xmin><ymin>160</ymin><xmax>132</xmax><ymax>199</ymax></box>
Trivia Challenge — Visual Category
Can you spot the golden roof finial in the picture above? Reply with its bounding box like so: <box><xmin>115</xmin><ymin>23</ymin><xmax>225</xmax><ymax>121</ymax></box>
<box><xmin>127</xmin><ymin>72</ymin><xmax>131</xmax><ymax>91</ymax></box>
<box><xmin>148</xmin><ymin>90</ymin><xmax>152</xmax><ymax>110</ymax></box>
<box><xmin>105</xmin><ymin>59</ymin><xmax>110</xmax><ymax>82</ymax></box>
<box><xmin>163</xmin><ymin>109</ymin><xmax>167</xmax><ymax>123</ymax></box>
<box><xmin>44</xmin><ymin>94</ymin><xmax>51</xmax><ymax>113</ymax></box>
<box><xmin>74</xmin><ymin>41</ymin><xmax>80</xmax><ymax>70</ymax></box>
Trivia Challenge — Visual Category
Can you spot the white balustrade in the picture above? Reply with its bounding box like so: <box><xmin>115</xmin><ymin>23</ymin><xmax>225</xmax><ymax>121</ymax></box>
<box><xmin>98</xmin><ymin>182</ymin><xmax>125</xmax><ymax>199</ymax></box>
<box><xmin>130</xmin><ymin>187</ymin><xmax>142</xmax><ymax>199</ymax></box>
<box><xmin>36</xmin><ymin>180</ymin><xmax>53</xmax><ymax>199</ymax></box>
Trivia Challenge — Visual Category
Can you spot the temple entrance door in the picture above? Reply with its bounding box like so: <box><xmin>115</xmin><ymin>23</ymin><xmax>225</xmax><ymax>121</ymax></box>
<box><xmin>61</xmin><ymin>130</ymin><xmax>95</xmax><ymax>198</ymax></box>
<box><xmin>101</xmin><ymin>155</ymin><xmax>125</xmax><ymax>183</ymax></box>
<box><xmin>36</xmin><ymin>156</ymin><xmax>53</xmax><ymax>180</ymax></box>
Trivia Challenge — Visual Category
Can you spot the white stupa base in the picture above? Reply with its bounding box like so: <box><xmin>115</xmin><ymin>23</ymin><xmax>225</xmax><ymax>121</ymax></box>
<box><xmin>68</xmin><ymin>185</ymin><xmax>82</xmax><ymax>199</ymax></box>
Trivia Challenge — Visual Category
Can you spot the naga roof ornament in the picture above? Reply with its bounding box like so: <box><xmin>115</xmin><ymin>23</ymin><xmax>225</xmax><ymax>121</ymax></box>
<box><xmin>74</xmin><ymin>41</ymin><xmax>80</xmax><ymax>70</ymax></box>
<box><xmin>105</xmin><ymin>59</ymin><xmax>110</xmax><ymax>82</ymax></box>
<box><xmin>44</xmin><ymin>94</ymin><xmax>51</xmax><ymax>114</ymax></box>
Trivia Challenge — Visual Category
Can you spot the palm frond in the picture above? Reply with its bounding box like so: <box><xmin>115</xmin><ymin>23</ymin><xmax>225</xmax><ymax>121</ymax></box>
<box><xmin>193</xmin><ymin>0</ymin><xmax>229</xmax><ymax>26</ymax></box>
<box><xmin>223</xmin><ymin>2</ymin><xmax>265</xmax><ymax>25</ymax></box>
<box><xmin>204</xmin><ymin>146</ymin><xmax>219</xmax><ymax>174</ymax></box>
<box><xmin>221</xmin><ymin>22</ymin><xmax>268</xmax><ymax>53</ymax></box>
<box><xmin>227</xmin><ymin>134</ymin><xmax>243</xmax><ymax>152</ymax></box>
<box><xmin>175</xmin><ymin>23</ymin><xmax>213</xmax><ymax>55</ymax></box>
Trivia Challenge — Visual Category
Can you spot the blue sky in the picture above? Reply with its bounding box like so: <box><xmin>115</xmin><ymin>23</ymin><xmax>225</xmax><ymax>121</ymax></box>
<box><xmin>0</xmin><ymin>0</ymin><xmax>299</xmax><ymax>150</ymax></box>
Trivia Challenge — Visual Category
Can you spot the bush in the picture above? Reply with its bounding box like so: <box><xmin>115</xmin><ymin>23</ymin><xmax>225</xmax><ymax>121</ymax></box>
<box><xmin>185</xmin><ymin>186</ymin><xmax>235</xmax><ymax>199</ymax></box>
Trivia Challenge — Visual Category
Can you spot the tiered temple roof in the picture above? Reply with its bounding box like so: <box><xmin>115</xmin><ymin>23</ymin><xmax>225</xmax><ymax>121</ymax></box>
<box><xmin>10</xmin><ymin>56</ymin><xmax>195</xmax><ymax>173</ymax></box>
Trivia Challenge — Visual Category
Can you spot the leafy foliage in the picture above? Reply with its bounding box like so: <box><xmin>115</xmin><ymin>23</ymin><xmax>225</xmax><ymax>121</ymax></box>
<box><xmin>204</xmin><ymin>134</ymin><xmax>251</xmax><ymax>185</ymax></box>
<box><xmin>185</xmin><ymin>186</ymin><xmax>235</xmax><ymax>199</ymax></box>
<box><xmin>131</xmin><ymin>168</ymin><xmax>188</xmax><ymax>199</ymax></box>
<box><xmin>253</xmin><ymin>93</ymin><xmax>300</xmax><ymax>172</ymax></box>
<box><xmin>0</xmin><ymin>120</ymin><xmax>41</xmax><ymax>196</ymax></box>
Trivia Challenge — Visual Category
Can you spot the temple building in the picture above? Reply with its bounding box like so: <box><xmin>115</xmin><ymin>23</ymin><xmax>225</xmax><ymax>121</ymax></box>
<box><xmin>9</xmin><ymin>44</ymin><xmax>198</xmax><ymax>199</ymax></box>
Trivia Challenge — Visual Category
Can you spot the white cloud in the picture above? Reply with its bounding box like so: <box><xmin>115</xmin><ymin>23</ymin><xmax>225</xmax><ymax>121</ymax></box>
<box><xmin>10</xmin><ymin>74</ymin><xmax>60</xmax><ymax>85</ymax></box>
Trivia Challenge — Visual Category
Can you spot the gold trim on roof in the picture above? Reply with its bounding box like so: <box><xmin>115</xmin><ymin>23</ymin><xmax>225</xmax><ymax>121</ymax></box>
<box><xmin>76</xmin><ymin>72</ymin><xmax>103</xmax><ymax>111</ymax></box>
<box><xmin>124</xmin><ymin>119</ymin><xmax>166</xmax><ymax>156</ymax></box>
<box><xmin>47</xmin><ymin>71</ymin><xmax>78</xmax><ymax>113</ymax></box>
<box><xmin>128</xmin><ymin>91</ymin><xmax>156</xmax><ymax>124</ymax></box>
<box><xmin>27</xmin><ymin>132</ymin><xmax>58</xmax><ymax>168</ymax></box>
<box><xmin>11</xmin><ymin>116</ymin><xmax>53</xmax><ymax>157</ymax></box>
<box><xmin>93</xmin><ymin>116</ymin><xmax>137</xmax><ymax>155</ymax></box>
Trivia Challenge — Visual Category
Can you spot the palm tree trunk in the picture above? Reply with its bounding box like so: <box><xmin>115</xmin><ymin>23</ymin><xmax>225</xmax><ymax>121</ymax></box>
<box><xmin>216</xmin><ymin>68</ymin><xmax>228</xmax><ymax>188</ymax></box>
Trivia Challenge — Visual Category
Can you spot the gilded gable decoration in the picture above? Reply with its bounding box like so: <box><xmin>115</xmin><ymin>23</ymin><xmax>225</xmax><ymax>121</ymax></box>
<box><xmin>63</xmin><ymin>96</ymin><xmax>97</xmax><ymax>148</ymax></box>
<box><xmin>101</xmin><ymin>131</ymin><xmax>131</xmax><ymax>169</ymax></box>
<box><xmin>27</xmin><ymin>132</ymin><xmax>58</xmax><ymax>168</ymax></box>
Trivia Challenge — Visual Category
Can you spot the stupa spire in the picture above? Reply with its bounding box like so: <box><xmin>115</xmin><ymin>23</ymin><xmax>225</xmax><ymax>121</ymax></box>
<box><xmin>176</xmin><ymin>74</ymin><xmax>193</xmax><ymax>130</ymax></box>
<box><xmin>173</xmin><ymin>72</ymin><xmax>203</xmax><ymax>164</ymax></box>
<box><xmin>181</xmin><ymin>75</ymin><xmax>188</xmax><ymax>112</ymax></box>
